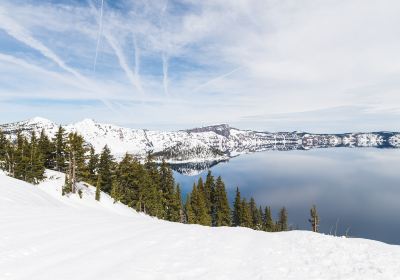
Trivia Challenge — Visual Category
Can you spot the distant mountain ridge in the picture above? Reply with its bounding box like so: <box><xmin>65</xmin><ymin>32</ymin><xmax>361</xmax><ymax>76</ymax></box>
<box><xmin>1</xmin><ymin>117</ymin><xmax>399</xmax><ymax>175</ymax></box>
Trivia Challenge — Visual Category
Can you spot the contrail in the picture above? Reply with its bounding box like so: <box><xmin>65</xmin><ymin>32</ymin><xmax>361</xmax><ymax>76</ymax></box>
<box><xmin>160</xmin><ymin>0</ymin><xmax>169</xmax><ymax>96</ymax></box>
<box><xmin>0</xmin><ymin>53</ymin><xmax>94</xmax><ymax>90</ymax></box>
<box><xmin>192</xmin><ymin>67</ymin><xmax>242</xmax><ymax>93</ymax></box>
<box><xmin>133</xmin><ymin>35</ymin><xmax>140</xmax><ymax>78</ymax></box>
<box><xmin>93</xmin><ymin>0</ymin><xmax>104</xmax><ymax>73</ymax></box>
<box><xmin>104</xmin><ymin>32</ymin><xmax>144</xmax><ymax>96</ymax></box>
<box><xmin>162</xmin><ymin>53</ymin><xmax>169</xmax><ymax>96</ymax></box>
<box><xmin>0</xmin><ymin>12</ymin><xmax>84</xmax><ymax>83</ymax></box>
<box><xmin>0</xmin><ymin>11</ymin><xmax>120</xmax><ymax>116</ymax></box>
<box><xmin>88</xmin><ymin>2</ymin><xmax>144</xmax><ymax>96</ymax></box>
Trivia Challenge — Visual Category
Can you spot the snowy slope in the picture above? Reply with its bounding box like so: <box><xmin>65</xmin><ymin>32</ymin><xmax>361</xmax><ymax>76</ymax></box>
<box><xmin>1</xmin><ymin>118</ymin><xmax>399</xmax><ymax>166</ymax></box>
<box><xmin>1</xmin><ymin>172</ymin><xmax>400</xmax><ymax>280</ymax></box>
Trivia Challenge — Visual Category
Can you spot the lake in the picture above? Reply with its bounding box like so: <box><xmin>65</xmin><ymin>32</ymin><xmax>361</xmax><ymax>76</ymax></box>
<box><xmin>174</xmin><ymin>148</ymin><xmax>400</xmax><ymax>245</ymax></box>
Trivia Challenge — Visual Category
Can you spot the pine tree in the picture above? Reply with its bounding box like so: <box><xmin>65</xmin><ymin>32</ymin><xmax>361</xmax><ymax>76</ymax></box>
<box><xmin>277</xmin><ymin>207</ymin><xmax>288</xmax><ymax>231</ymax></box>
<box><xmin>141</xmin><ymin>171</ymin><xmax>163</xmax><ymax>217</ymax></box>
<box><xmin>170</xmin><ymin>184</ymin><xmax>183</xmax><ymax>222</ymax></box>
<box><xmin>62</xmin><ymin>168</ymin><xmax>72</xmax><ymax>195</ymax></box>
<box><xmin>141</xmin><ymin>153</ymin><xmax>163</xmax><ymax>217</ymax></box>
<box><xmin>98</xmin><ymin>145</ymin><xmax>114</xmax><ymax>193</ymax></box>
<box><xmin>26</xmin><ymin>131</ymin><xmax>45</xmax><ymax>184</ymax></box>
<box><xmin>53</xmin><ymin>125</ymin><xmax>67</xmax><ymax>172</ymax></box>
<box><xmin>64</xmin><ymin>132</ymin><xmax>86</xmax><ymax>193</ymax></box>
<box><xmin>213</xmin><ymin>176</ymin><xmax>231</xmax><ymax>226</ymax></box>
<box><xmin>232</xmin><ymin>187</ymin><xmax>242</xmax><ymax>226</ymax></box>
<box><xmin>14</xmin><ymin>132</ymin><xmax>30</xmax><ymax>181</ymax></box>
<box><xmin>86</xmin><ymin>146</ymin><xmax>98</xmax><ymax>185</ymax></box>
<box><xmin>258</xmin><ymin>206</ymin><xmax>264</xmax><ymax>225</ymax></box>
<box><xmin>263</xmin><ymin>206</ymin><xmax>274</xmax><ymax>232</ymax></box>
<box><xmin>184</xmin><ymin>194</ymin><xmax>195</xmax><ymax>224</ymax></box>
<box><xmin>241</xmin><ymin>198</ymin><xmax>253</xmax><ymax>228</ymax></box>
<box><xmin>308</xmin><ymin>205</ymin><xmax>320</xmax><ymax>232</ymax></box>
<box><xmin>190</xmin><ymin>183</ymin><xmax>211</xmax><ymax>226</ymax></box>
<box><xmin>197</xmin><ymin>177</ymin><xmax>205</xmax><ymax>198</ymax></box>
<box><xmin>0</xmin><ymin>131</ymin><xmax>14</xmax><ymax>175</ymax></box>
<box><xmin>95</xmin><ymin>174</ymin><xmax>101</xmax><ymax>201</ymax></box>
<box><xmin>204</xmin><ymin>170</ymin><xmax>214</xmax><ymax>214</ymax></box>
<box><xmin>0</xmin><ymin>129</ymin><xmax>7</xmax><ymax>169</ymax></box>
<box><xmin>250</xmin><ymin>197</ymin><xmax>262</xmax><ymax>230</ymax></box>
<box><xmin>159</xmin><ymin>160</ymin><xmax>175</xmax><ymax>220</ymax></box>
<box><xmin>38</xmin><ymin>129</ymin><xmax>54</xmax><ymax>169</ymax></box>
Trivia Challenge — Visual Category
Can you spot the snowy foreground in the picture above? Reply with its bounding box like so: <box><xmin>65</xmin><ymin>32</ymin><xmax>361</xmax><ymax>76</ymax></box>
<box><xmin>1</xmin><ymin>171</ymin><xmax>399</xmax><ymax>280</ymax></box>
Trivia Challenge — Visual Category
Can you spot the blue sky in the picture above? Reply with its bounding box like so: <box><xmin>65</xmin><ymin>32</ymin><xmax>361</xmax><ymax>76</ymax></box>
<box><xmin>0</xmin><ymin>0</ymin><xmax>399</xmax><ymax>132</ymax></box>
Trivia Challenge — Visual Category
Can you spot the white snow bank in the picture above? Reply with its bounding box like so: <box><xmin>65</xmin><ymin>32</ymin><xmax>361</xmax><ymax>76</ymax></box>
<box><xmin>0</xmin><ymin>171</ymin><xmax>399</xmax><ymax>280</ymax></box>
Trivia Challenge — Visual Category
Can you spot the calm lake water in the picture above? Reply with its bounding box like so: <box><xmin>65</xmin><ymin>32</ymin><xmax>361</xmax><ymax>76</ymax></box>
<box><xmin>174</xmin><ymin>148</ymin><xmax>400</xmax><ymax>245</ymax></box>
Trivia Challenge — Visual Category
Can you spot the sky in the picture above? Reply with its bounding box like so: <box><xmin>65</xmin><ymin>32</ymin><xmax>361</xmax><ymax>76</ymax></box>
<box><xmin>0</xmin><ymin>0</ymin><xmax>399</xmax><ymax>132</ymax></box>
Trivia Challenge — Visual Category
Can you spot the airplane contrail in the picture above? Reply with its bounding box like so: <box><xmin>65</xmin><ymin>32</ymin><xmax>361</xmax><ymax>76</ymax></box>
<box><xmin>133</xmin><ymin>35</ymin><xmax>140</xmax><ymax>78</ymax></box>
<box><xmin>93</xmin><ymin>0</ymin><xmax>104</xmax><ymax>73</ymax></box>
<box><xmin>162</xmin><ymin>53</ymin><xmax>169</xmax><ymax>96</ymax></box>
<box><xmin>88</xmin><ymin>2</ymin><xmax>144</xmax><ymax>96</ymax></box>
<box><xmin>0</xmin><ymin>11</ymin><xmax>120</xmax><ymax>116</ymax></box>
<box><xmin>160</xmin><ymin>0</ymin><xmax>169</xmax><ymax>96</ymax></box>
<box><xmin>104</xmin><ymin>32</ymin><xmax>144</xmax><ymax>96</ymax></box>
<box><xmin>192</xmin><ymin>67</ymin><xmax>242</xmax><ymax>93</ymax></box>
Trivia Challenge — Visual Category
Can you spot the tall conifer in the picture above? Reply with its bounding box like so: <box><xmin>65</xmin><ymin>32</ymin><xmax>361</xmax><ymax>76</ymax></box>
<box><xmin>277</xmin><ymin>207</ymin><xmax>288</xmax><ymax>231</ymax></box>
<box><xmin>214</xmin><ymin>176</ymin><xmax>231</xmax><ymax>226</ymax></box>
<box><xmin>232</xmin><ymin>187</ymin><xmax>242</xmax><ymax>226</ymax></box>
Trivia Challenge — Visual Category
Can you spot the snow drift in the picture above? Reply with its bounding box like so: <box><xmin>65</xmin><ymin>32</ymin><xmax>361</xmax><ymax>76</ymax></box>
<box><xmin>0</xmin><ymin>171</ymin><xmax>399</xmax><ymax>280</ymax></box>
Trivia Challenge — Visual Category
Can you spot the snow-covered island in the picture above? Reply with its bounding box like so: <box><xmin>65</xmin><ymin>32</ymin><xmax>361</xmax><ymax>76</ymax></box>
<box><xmin>1</xmin><ymin>170</ymin><xmax>399</xmax><ymax>280</ymax></box>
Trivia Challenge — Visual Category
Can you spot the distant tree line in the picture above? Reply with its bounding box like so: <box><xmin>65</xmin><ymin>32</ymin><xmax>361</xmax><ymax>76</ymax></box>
<box><xmin>1</xmin><ymin>127</ymin><xmax>322</xmax><ymax>232</ymax></box>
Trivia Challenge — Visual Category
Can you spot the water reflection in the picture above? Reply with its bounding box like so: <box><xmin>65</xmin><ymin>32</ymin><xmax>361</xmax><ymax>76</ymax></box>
<box><xmin>174</xmin><ymin>148</ymin><xmax>400</xmax><ymax>244</ymax></box>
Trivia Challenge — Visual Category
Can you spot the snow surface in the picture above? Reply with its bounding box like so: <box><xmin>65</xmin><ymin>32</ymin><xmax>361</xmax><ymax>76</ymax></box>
<box><xmin>1</xmin><ymin>171</ymin><xmax>400</xmax><ymax>280</ymax></box>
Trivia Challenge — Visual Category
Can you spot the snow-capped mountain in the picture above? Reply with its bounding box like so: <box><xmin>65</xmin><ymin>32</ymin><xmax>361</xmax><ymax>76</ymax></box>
<box><xmin>1</xmin><ymin>117</ymin><xmax>399</xmax><ymax>174</ymax></box>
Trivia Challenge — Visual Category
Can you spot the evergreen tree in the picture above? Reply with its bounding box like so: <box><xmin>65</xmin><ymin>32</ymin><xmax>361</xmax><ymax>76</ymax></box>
<box><xmin>232</xmin><ymin>187</ymin><xmax>242</xmax><ymax>226</ymax></box>
<box><xmin>159</xmin><ymin>160</ymin><xmax>175</xmax><ymax>220</ymax></box>
<box><xmin>263</xmin><ymin>206</ymin><xmax>274</xmax><ymax>232</ymax></box>
<box><xmin>64</xmin><ymin>132</ymin><xmax>86</xmax><ymax>193</ymax></box>
<box><xmin>213</xmin><ymin>176</ymin><xmax>231</xmax><ymax>226</ymax></box>
<box><xmin>13</xmin><ymin>132</ymin><xmax>30</xmax><ymax>181</ymax></box>
<box><xmin>26</xmin><ymin>131</ymin><xmax>45</xmax><ymax>184</ymax></box>
<box><xmin>144</xmin><ymin>153</ymin><xmax>160</xmax><ymax>185</ymax></box>
<box><xmin>141</xmin><ymin>153</ymin><xmax>163</xmax><ymax>217</ymax></box>
<box><xmin>113</xmin><ymin>154</ymin><xmax>140</xmax><ymax>207</ymax></box>
<box><xmin>53</xmin><ymin>125</ymin><xmax>67</xmax><ymax>172</ymax></box>
<box><xmin>190</xmin><ymin>183</ymin><xmax>211</xmax><ymax>226</ymax></box>
<box><xmin>111</xmin><ymin>179</ymin><xmax>123</xmax><ymax>203</ymax></box>
<box><xmin>197</xmin><ymin>177</ymin><xmax>206</xmax><ymax>202</ymax></box>
<box><xmin>95</xmin><ymin>174</ymin><xmax>101</xmax><ymax>201</ymax></box>
<box><xmin>204</xmin><ymin>170</ymin><xmax>214</xmax><ymax>213</ymax></box>
<box><xmin>249</xmin><ymin>197</ymin><xmax>262</xmax><ymax>230</ymax></box>
<box><xmin>170</xmin><ymin>184</ymin><xmax>183</xmax><ymax>222</ymax></box>
<box><xmin>0</xmin><ymin>131</ymin><xmax>14</xmax><ymax>175</ymax></box>
<box><xmin>38</xmin><ymin>129</ymin><xmax>54</xmax><ymax>169</ymax></box>
<box><xmin>184</xmin><ymin>194</ymin><xmax>195</xmax><ymax>224</ymax></box>
<box><xmin>0</xmin><ymin>130</ymin><xmax>7</xmax><ymax>169</ymax></box>
<box><xmin>277</xmin><ymin>207</ymin><xmax>288</xmax><ymax>231</ymax></box>
<box><xmin>98</xmin><ymin>145</ymin><xmax>114</xmax><ymax>193</ymax></box>
<box><xmin>86</xmin><ymin>146</ymin><xmax>98</xmax><ymax>185</ymax></box>
<box><xmin>241</xmin><ymin>198</ymin><xmax>253</xmax><ymax>228</ymax></box>
<box><xmin>308</xmin><ymin>205</ymin><xmax>320</xmax><ymax>232</ymax></box>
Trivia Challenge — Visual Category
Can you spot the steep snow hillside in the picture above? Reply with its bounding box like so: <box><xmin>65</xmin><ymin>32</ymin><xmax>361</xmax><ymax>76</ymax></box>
<box><xmin>1</xmin><ymin>118</ymin><xmax>399</xmax><ymax>167</ymax></box>
<box><xmin>1</xmin><ymin>171</ymin><xmax>400</xmax><ymax>280</ymax></box>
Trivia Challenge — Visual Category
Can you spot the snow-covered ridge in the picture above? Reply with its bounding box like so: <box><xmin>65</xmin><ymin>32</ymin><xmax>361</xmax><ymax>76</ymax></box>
<box><xmin>1</xmin><ymin>117</ymin><xmax>399</xmax><ymax>167</ymax></box>
<box><xmin>1</xmin><ymin>170</ymin><xmax>400</xmax><ymax>279</ymax></box>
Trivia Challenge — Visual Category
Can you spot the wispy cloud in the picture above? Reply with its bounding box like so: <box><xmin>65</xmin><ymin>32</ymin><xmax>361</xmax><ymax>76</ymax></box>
<box><xmin>0</xmin><ymin>0</ymin><xmax>399</xmax><ymax>130</ymax></box>
<box><xmin>93</xmin><ymin>0</ymin><xmax>104</xmax><ymax>73</ymax></box>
